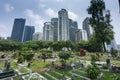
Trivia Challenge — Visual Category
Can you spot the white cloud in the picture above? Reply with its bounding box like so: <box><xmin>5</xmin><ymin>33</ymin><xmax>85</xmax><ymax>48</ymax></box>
<box><xmin>0</xmin><ymin>24</ymin><xmax>10</xmax><ymax>38</ymax></box>
<box><xmin>68</xmin><ymin>11</ymin><xmax>78</xmax><ymax>21</ymax></box>
<box><xmin>45</xmin><ymin>8</ymin><xmax>58</xmax><ymax>17</ymax></box>
<box><xmin>4</xmin><ymin>3</ymin><xmax>14</xmax><ymax>12</ymax></box>
<box><xmin>40</xmin><ymin>3</ymin><xmax>46</xmax><ymax>8</ymax></box>
<box><xmin>25</xmin><ymin>9</ymin><xmax>46</xmax><ymax>32</ymax></box>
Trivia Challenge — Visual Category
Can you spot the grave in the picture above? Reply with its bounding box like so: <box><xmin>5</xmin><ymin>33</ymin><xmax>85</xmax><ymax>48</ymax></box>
<box><xmin>0</xmin><ymin>58</ymin><xmax>15</xmax><ymax>79</ymax></box>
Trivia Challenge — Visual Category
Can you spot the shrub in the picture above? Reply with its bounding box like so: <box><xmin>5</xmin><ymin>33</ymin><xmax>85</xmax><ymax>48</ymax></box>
<box><xmin>22</xmin><ymin>51</ymin><xmax>34</xmax><ymax>61</ymax></box>
<box><xmin>110</xmin><ymin>48</ymin><xmax>118</xmax><ymax>57</ymax></box>
<box><xmin>91</xmin><ymin>54</ymin><xmax>99</xmax><ymax>62</ymax></box>
<box><xmin>102</xmin><ymin>64</ymin><xmax>108</xmax><ymax>69</ymax></box>
<box><xmin>86</xmin><ymin>63</ymin><xmax>100</xmax><ymax>79</ymax></box>
<box><xmin>80</xmin><ymin>49</ymin><xmax>86</xmax><ymax>56</ymax></box>
<box><xmin>17</xmin><ymin>55</ymin><xmax>24</xmax><ymax>63</ymax></box>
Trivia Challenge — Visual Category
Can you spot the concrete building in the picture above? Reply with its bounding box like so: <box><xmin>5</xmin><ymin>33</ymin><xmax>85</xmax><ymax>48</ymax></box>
<box><xmin>83</xmin><ymin>17</ymin><xmax>93</xmax><ymax>39</ymax></box>
<box><xmin>23</xmin><ymin>25</ymin><xmax>35</xmax><ymax>42</ymax></box>
<box><xmin>58</xmin><ymin>9</ymin><xmax>69</xmax><ymax>41</ymax></box>
<box><xmin>75</xmin><ymin>29</ymin><xmax>87</xmax><ymax>42</ymax></box>
<box><xmin>106</xmin><ymin>39</ymin><xmax>118</xmax><ymax>51</ymax></box>
<box><xmin>43</xmin><ymin>22</ymin><xmax>54</xmax><ymax>41</ymax></box>
<box><xmin>11</xmin><ymin>18</ymin><xmax>26</xmax><ymax>42</ymax></box>
<box><xmin>51</xmin><ymin>18</ymin><xmax>58</xmax><ymax>41</ymax></box>
<box><xmin>33</xmin><ymin>32</ymin><xmax>43</xmax><ymax>40</ymax></box>
<box><xmin>69</xmin><ymin>19</ymin><xmax>78</xmax><ymax>42</ymax></box>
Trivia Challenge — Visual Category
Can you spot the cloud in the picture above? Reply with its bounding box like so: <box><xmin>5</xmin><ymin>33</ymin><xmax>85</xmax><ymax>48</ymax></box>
<box><xmin>68</xmin><ymin>11</ymin><xmax>78</xmax><ymax>21</ymax></box>
<box><xmin>45</xmin><ymin>8</ymin><xmax>58</xmax><ymax>17</ymax></box>
<box><xmin>55</xmin><ymin>0</ymin><xmax>63</xmax><ymax>2</ymax></box>
<box><xmin>4</xmin><ymin>3</ymin><xmax>14</xmax><ymax>12</ymax></box>
<box><xmin>40</xmin><ymin>3</ymin><xmax>46</xmax><ymax>8</ymax></box>
<box><xmin>0</xmin><ymin>24</ymin><xmax>10</xmax><ymax>38</ymax></box>
<box><xmin>25</xmin><ymin>9</ymin><xmax>46</xmax><ymax>32</ymax></box>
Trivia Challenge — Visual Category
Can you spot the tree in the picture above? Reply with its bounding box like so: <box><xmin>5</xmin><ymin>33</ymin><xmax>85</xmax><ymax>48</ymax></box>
<box><xmin>40</xmin><ymin>49</ymin><xmax>47</xmax><ymax>62</ymax></box>
<box><xmin>87</xmin><ymin>0</ymin><xmax>114</xmax><ymax>52</ymax></box>
<box><xmin>88</xmin><ymin>34</ymin><xmax>103</xmax><ymax>52</ymax></box>
<box><xmin>58</xmin><ymin>51</ymin><xmax>71</xmax><ymax>68</ymax></box>
<box><xmin>65</xmin><ymin>40</ymin><xmax>74</xmax><ymax>50</ymax></box>
<box><xmin>0</xmin><ymin>40</ymin><xmax>22</xmax><ymax>51</ymax></box>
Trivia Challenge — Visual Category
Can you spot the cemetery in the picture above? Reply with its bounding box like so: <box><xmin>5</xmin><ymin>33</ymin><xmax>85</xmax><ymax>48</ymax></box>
<box><xmin>0</xmin><ymin>49</ymin><xmax>120</xmax><ymax>80</ymax></box>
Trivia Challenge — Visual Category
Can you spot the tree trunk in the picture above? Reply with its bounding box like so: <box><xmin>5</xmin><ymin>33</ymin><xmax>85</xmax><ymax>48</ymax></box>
<box><xmin>44</xmin><ymin>59</ymin><xmax>46</xmax><ymax>62</ymax></box>
<box><xmin>103</xmin><ymin>42</ymin><xmax>106</xmax><ymax>52</ymax></box>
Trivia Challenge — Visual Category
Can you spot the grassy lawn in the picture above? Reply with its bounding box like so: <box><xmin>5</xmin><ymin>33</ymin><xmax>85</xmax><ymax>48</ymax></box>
<box><xmin>101</xmin><ymin>71</ymin><xmax>120</xmax><ymax>80</ymax></box>
<box><xmin>29</xmin><ymin>61</ymin><xmax>51</xmax><ymax>72</ymax></box>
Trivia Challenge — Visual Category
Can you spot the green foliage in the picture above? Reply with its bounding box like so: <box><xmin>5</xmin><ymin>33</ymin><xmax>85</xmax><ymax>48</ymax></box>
<box><xmin>40</xmin><ymin>49</ymin><xmax>53</xmax><ymax>62</ymax></box>
<box><xmin>87</xmin><ymin>0</ymin><xmax>114</xmax><ymax>52</ymax></box>
<box><xmin>86</xmin><ymin>63</ymin><xmax>100</xmax><ymax>79</ymax></box>
<box><xmin>58</xmin><ymin>51</ymin><xmax>71</xmax><ymax>61</ymax></box>
<box><xmin>102</xmin><ymin>64</ymin><xmax>108</xmax><ymax>69</ymax></box>
<box><xmin>22</xmin><ymin>51</ymin><xmax>34</xmax><ymax>61</ymax></box>
<box><xmin>88</xmin><ymin>34</ymin><xmax>103</xmax><ymax>52</ymax></box>
<box><xmin>0</xmin><ymin>40</ymin><xmax>22</xmax><ymax>51</ymax></box>
<box><xmin>91</xmin><ymin>54</ymin><xmax>99</xmax><ymax>62</ymax></box>
<box><xmin>17</xmin><ymin>55</ymin><xmax>24</xmax><ymax>63</ymax></box>
<box><xmin>110</xmin><ymin>48</ymin><xmax>118</xmax><ymax>57</ymax></box>
<box><xmin>111</xmin><ymin>74</ymin><xmax>120</xmax><ymax>80</ymax></box>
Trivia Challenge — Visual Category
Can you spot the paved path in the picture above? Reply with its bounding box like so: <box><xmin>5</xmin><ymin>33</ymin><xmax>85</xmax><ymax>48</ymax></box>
<box><xmin>45</xmin><ymin>72</ymin><xmax>58</xmax><ymax>80</ymax></box>
<box><xmin>53</xmin><ymin>71</ymin><xmax>71</xmax><ymax>79</ymax></box>
<box><xmin>69</xmin><ymin>71</ymin><xmax>91</xmax><ymax>80</ymax></box>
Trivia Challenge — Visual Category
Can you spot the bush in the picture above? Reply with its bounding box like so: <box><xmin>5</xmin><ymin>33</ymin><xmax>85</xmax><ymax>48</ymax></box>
<box><xmin>86</xmin><ymin>63</ymin><xmax>100</xmax><ymax>79</ymax></box>
<box><xmin>102</xmin><ymin>64</ymin><xmax>108</xmax><ymax>69</ymax></box>
<box><xmin>1</xmin><ymin>54</ymin><xmax>5</xmax><ymax>58</ymax></box>
<box><xmin>80</xmin><ymin>49</ymin><xmax>86</xmax><ymax>56</ymax></box>
<box><xmin>91</xmin><ymin>54</ymin><xmax>99</xmax><ymax>62</ymax></box>
<box><xmin>110</xmin><ymin>48</ymin><xmax>118</xmax><ymax>57</ymax></box>
<box><xmin>22</xmin><ymin>51</ymin><xmax>34</xmax><ymax>61</ymax></box>
<box><xmin>17</xmin><ymin>55</ymin><xmax>24</xmax><ymax>63</ymax></box>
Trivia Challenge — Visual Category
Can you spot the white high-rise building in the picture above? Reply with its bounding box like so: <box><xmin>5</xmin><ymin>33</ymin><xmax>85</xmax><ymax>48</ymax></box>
<box><xmin>58</xmin><ymin>9</ymin><xmax>69</xmax><ymax>41</ymax></box>
<box><xmin>43</xmin><ymin>22</ymin><xmax>54</xmax><ymax>41</ymax></box>
<box><xmin>83</xmin><ymin>17</ymin><xmax>93</xmax><ymax>39</ymax></box>
<box><xmin>106</xmin><ymin>39</ymin><xmax>118</xmax><ymax>51</ymax></box>
<box><xmin>75</xmin><ymin>29</ymin><xmax>88</xmax><ymax>42</ymax></box>
<box><xmin>33</xmin><ymin>32</ymin><xmax>42</xmax><ymax>40</ymax></box>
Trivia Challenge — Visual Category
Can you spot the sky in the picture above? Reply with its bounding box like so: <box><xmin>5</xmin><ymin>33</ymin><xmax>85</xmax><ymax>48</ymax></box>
<box><xmin>0</xmin><ymin>0</ymin><xmax>120</xmax><ymax>44</ymax></box>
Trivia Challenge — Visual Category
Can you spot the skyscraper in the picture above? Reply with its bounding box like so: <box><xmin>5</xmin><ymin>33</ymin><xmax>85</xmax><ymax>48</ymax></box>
<box><xmin>43</xmin><ymin>22</ymin><xmax>54</xmax><ymax>41</ymax></box>
<box><xmin>69</xmin><ymin>19</ymin><xmax>78</xmax><ymax>42</ymax></box>
<box><xmin>51</xmin><ymin>18</ymin><xmax>58</xmax><ymax>41</ymax></box>
<box><xmin>83</xmin><ymin>17</ymin><xmax>93</xmax><ymax>39</ymax></box>
<box><xmin>58</xmin><ymin>9</ymin><xmax>69</xmax><ymax>41</ymax></box>
<box><xmin>11</xmin><ymin>18</ymin><xmax>26</xmax><ymax>42</ymax></box>
<box><xmin>33</xmin><ymin>32</ymin><xmax>43</xmax><ymax>40</ymax></box>
<box><xmin>23</xmin><ymin>25</ymin><xmax>35</xmax><ymax>42</ymax></box>
<box><xmin>75</xmin><ymin>29</ymin><xmax>87</xmax><ymax>42</ymax></box>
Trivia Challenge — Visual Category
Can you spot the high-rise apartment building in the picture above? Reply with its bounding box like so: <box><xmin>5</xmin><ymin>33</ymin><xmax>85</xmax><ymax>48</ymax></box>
<box><xmin>11</xmin><ymin>18</ymin><xmax>26</xmax><ymax>42</ymax></box>
<box><xmin>75</xmin><ymin>29</ymin><xmax>87</xmax><ymax>42</ymax></box>
<box><xmin>58</xmin><ymin>9</ymin><xmax>69</xmax><ymax>41</ymax></box>
<box><xmin>43</xmin><ymin>22</ymin><xmax>54</xmax><ymax>41</ymax></box>
<box><xmin>69</xmin><ymin>19</ymin><xmax>78</xmax><ymax>42</ymax></box>
<box><xmin>51</xmin><ymin>18</ymin><xmax>58</xmax><ymax>41</ymax></box>
<box><xmin>83</xmin><ymin>17</ymin><xmax>93</xmax><ymax>39</ymax></box>
<box><xmin>23</xmin><ymin>25</ymin><xmax>35</xmax><ymax>42</ymax></box>
<box><xmin>33</xmin><ymin>32</ymin><xmax>43</xmax><ymax>40</ymax></box>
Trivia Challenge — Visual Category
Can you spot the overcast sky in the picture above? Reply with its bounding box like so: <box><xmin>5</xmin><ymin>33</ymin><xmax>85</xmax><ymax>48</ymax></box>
<box><xmin>0</xmin><ymin>0</ymin><xmax>120</xmax><ymax>44</ymax></box>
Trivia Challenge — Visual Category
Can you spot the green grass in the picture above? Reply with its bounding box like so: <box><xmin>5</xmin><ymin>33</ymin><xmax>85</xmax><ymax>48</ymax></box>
<box><xmin>101</xmin><ymin>71</ymin><xmax>120</xmax><ymax>80</ymax></box>
<box><xmin>29</xmin><ymin>61</ymin><xmax>50</xmax><ymax>71</ymax></box>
